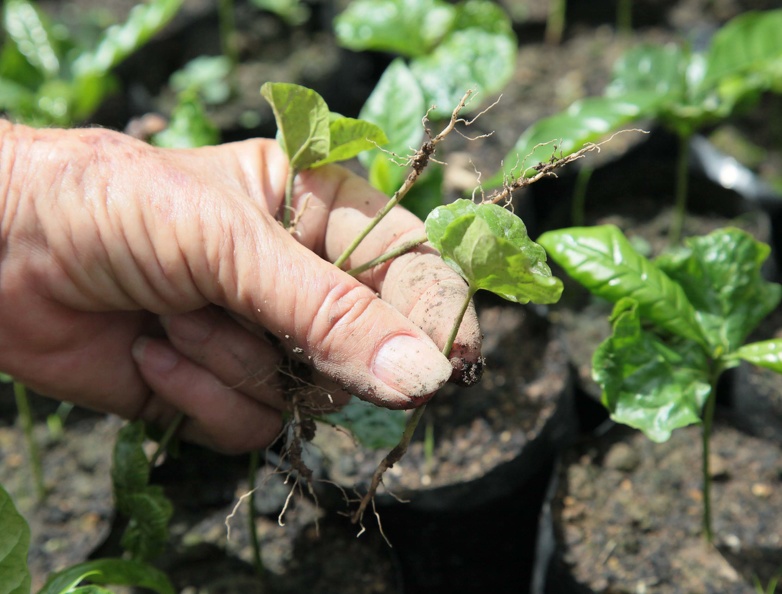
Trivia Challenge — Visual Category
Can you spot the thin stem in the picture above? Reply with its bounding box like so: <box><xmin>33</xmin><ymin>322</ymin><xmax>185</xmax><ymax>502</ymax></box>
<box><xmin>617</xmin><ymin>0</ymin><xmax>632</xmax><ymax>33</ymax></box>
<box><xmin>670</xmin><ymin>132</ymin><xmax>691</xmax><ymax>246</ymax></box>
<box><xmin>248</xmin><ymin>449</ymin><xmax>264</xmax><ymax>577</ymax></box>
<box><xmin>571</xmin><ymin>165</ymin><xmax>593</xmax><ymax>226</ymax></box>
<box><xmin>346</xmin><ymin>236</ymin><xmax>428</xmax><ymax>277</ymax></box>
<box><xmin>14</xmin><ymin>381</ymin><xmax>46</xmax><ymax>502</ymax></box>
<box><xmin>335</xmin><ymin>90</ymin><xmax>475</xmax><ymax>270</ymax></box>
<box><xmin>283</xmin><ymin>169</ymin><xmax>296</xmax><ymax>229</ymax></box>
<box><xmin>701</xmin><ymin>369</ymin><xmax>720</xmax><ymax>544</ymax></box>
<box><xmin>352</xmin><ymin>289</ymin><xmax>476</xmax><ymax>524</ymax></box>
<box><xmin>545</xmin><ymin>0</ymin><xmax>566</xmax><ymax>44</ymax></box>
<box><xmin>218</xmin><ymin>0</ymin><xmax>238</xmax><ymax>64</ymax></box>
<box><xmin>150</xmin><ymin>412</ymin><xmax>185</xmax><ymax>468</ymax></box>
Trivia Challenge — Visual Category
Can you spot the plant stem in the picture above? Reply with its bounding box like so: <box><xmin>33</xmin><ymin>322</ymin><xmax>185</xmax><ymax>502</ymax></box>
<box><xmin>701</xmin><ymin>369</ymin><xmax>720</xmax><ymax>544</ymax></box>
<box><xmin>218</xmin><ymin>0</ymin><xmax>238</xmax><ymax>64</ymax></box>
<box><xmin>346</xmin><ymin>236</ymin><xmax>428</xmax><ymax>277</ymax></box>
<box><xmin>571</xmin><ymin>165</ymin><xmax>593</xmax><ymax>226</ymax></box>
<box><xmin>248</xmin><ymin>449</ymin><xmax>264</xmax><ymax>577</ymax></box>
<box><xmin>617</xmin><ymin>0</ymin><xmax>632</xmax><ymax>33</ymax></box>
<box><xmin>14</xmin><ymin>381</ymin><xmax>46</xmax><ymax>502</ymax></box>
<box><xmin>545</xmin><ymin>0</ymin><xmax>566</xmax><ymax>44</ymax></box>
<box><xmin>150</xmin><ymin>412</ymin><xmax>185</xmax><ymax>467</ymax></box>
<box><xmin>669</xmin><ymin>132</ymin><xmax>691</xmax><ymax>246</ymax></box>
<box><xmin>283</xmin><ymin>169</ymin><xmax>296</xmax><ymax>229</ymax></box>
<box><xmin>352</xmin><ymin>289</ymin><xmax>476</xmax><ymax>524</ymax></box>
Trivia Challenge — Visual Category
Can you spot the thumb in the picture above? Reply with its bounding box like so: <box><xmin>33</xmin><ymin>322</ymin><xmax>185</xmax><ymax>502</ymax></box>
<box><xmin>215</xmin><ymin>210</ymin><xmax>453</xmax><ymax>409</ymax></box>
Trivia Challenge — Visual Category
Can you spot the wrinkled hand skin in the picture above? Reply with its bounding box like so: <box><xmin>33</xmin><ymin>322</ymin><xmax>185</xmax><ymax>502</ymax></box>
<box><xmin>0</xmin><ymin>121</ymin><xmax>481</xmax><ymax>453</ymax></box>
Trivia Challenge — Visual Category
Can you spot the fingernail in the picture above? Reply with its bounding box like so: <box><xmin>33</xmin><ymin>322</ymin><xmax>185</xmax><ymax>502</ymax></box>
<box><xmin>132</xmin><ymin>337</ymin><xmax>179</xmax><ymax>373</ymax></box>
<box><xmin>372</xmin><ymin>335</ymin><xmax>451</xmax><ymax>399</ymax></box>
<box><xmin>162</xmin><ymin>312</ymin><xmax>211</xmax><ymax>342</ymax></box>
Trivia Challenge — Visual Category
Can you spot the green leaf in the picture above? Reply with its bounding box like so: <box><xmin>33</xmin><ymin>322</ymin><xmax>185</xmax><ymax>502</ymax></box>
<box><xmin>410</xmin><ymin>28</ymin><xmax>516</xmax><ymax>119</ymax></box>
<box><xmin>655</xmin><ymin>228</ymin><xmax>782</xmax><ymax>354</ymax></box>
<box><xmin>119</xmin><ymin>488</ymin><xmax>173</xmax><ymax>561</ymax></box>
<box><xmin>169</xmin><ymin>55</ymin><xmax>233</xmax><ymax>105</ymax></box>
<box><xmin>3</xmin><ymin>0</ymin><xmax>60</xmax><ymax>79</ymax></box>
<box><xmin>453</xmin><ymin>0</ymin><xmax>514</xmax><ymax>36</ymax></box>
<box><xmin>425</xmin><ymin>199</ymin><xmax>563</xmax><ymax>304</ymax></box>
<box><xmin>538</xmin><ymin>225</ymin><xmax>707</xmax><ymax>347</ymax></box>
<box><xmin>704</xmin><ymin>9</ymin><xmax>782</xmax><ymax>89</ymax></box>
<box><xmin>358</xmin><ymin>59</ymin><xmax>425</xmax><ymax>174</ymax></box>
<box><xmin>112</xmin><ymin>421</ymin><xmax>150</xmax><ymax>502</ymax></box>
<box><xmin>39</xmin><ymin>559</ymin><xmax>174</xmax><ymax>594</ymax></box>
<box><xmin>111</xmin><ymin>422</ymin><xmax>172</xmax><ymax>562</ymax></box>
<box><xmin>735</xmin><ymin>339</ymin><xmax>782</xmax><ymax>373</ymax></box>
<box><xmin>487</xmin><ymin>94</ymin><xmax>658</xmax><ymax>187</ymax></box>
<box><xmin>71</xmin><ymin>0</ymin><xmax>184</xmax><ymax>78</ymax></box>
<box><xmin>334</xmin><ymin>0</ymin><xmax>456</xmax><ymax>57</ymax></box>
<box><xmin>260</xmin><ymin>82</ymin><xmax>330</xmax><ymax>172</ymax></box>
<box><xmin>607</xmin><ymin>43</ymin><xmax>690</xmax><ymax>101</ymax></box>
<box><xmin>310</xmin><ymin>114</ymin><xmax>388</xmax><ymax>168</ymax></box>
<box><xmin>594</xmin><ymin>298</ymin><xmax>712</xmax><ymax>442</ymax></box>
<box><xmin>152</xmin><ymin>91</ymin><xmax>220</xmax><ymax>148</ymax></box>
<box><xmin>0</xmin><ymin>484</ymin><xmax>31</xmax><ymax>594</ymax></box>
<box><xmin>321</xmin><ymin>396</ymin><xmax>406</xmax><ymax>450</ymax></box>
<box><xmin>250</xmin><ymin>0</ymin><xmax>310</xmax><ymax>26</ymax></box>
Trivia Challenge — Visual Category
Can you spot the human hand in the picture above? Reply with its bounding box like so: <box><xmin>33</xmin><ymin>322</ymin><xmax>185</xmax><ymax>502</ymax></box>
<box><xmin>0</xmin><ymin>122</ymin><xmax>481</xmax><ymax>453</ymax></box>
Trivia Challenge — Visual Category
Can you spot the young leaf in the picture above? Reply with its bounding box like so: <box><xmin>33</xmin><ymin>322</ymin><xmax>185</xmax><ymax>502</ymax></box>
<box><xmin>425</xmin><ymin>199</ymin><xmax>563</xmax><ymax>304</ymax></box>
<box><xmin>734</xmin><ymin>339</ymin><xmax>782</xmax><ymax>374</ymax></box>
<box><xmin>410</xmin><ymin>27</ymin><xmax>516</xmax><ymax>119</ymax></box>
<box><xmin>594</xmin><ymin>298</ymin><xmax>712</xmax><ymax>442</ymax></box>
<box><xmin>0</xmin><ymin>484</ymin><xmax>31</xmax><ymax>594</ymax></box>
<box><xmin>321</xmin><ymin>396</ymin><xmax>406</xmax><ymax>450</ymax></box>
<box><xmin>310</xmin><ymin>114</ymin><xmax>388</xmax><ymax>168</ymax></box>
<box><xmin>260</xmin><ymin>82</ymin><xmax>330</xmax><ymax>172</ymax></box>
<box><xmin>71</xmin><ymin>0</ymin><xmax>184</xmax><ymax>78</ymax></box>
<box><xmin>334</xmin><ymin>0</ymin><xmax>456</xmax><ymax>58</ymax></box>
<box><xmin>655</xmin><ymin>228</ymin><xmax>782</xmax><ymax>353</ymax></box>
<box><xmin>39</xmin><ymin>559</ymin><xmax>175</xmax><ymax>594</ymax></box>
<box><xmin>112</xmin><ymin>422</ymin><xmax>173</xmax><ymax>562</ymax></box>
<box><xmin>538</xmin><ymin>225</ymin><xmax>708</xmax><ymax>348</ymax></box>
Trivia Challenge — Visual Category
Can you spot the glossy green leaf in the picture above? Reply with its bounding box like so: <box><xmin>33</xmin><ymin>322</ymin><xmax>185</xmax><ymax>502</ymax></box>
<box><xmin>425</xmin><ymin>200</ymin><xmax>563</xmax><ymax>304</ymax></box>
<box><xmin>310</xmin><ymin>114</ymin><xmax>388</xmax><ymax>167</ymax></box>
<box><xmin>71</xmin><ymin>0</ymin><xmax>184</xmax><ymax>77</ymax></box>
<box><xmin>0</xmin><ymin>484</ymin><xmax>31</xmax><ymax>594</ymax></box>
<box><xmin>321</xmin><ymin>396</ymin><xmax>406</xmax><ymax>450</ymax></box>
<box><xmin>607</xmin><ymin>43</ymin><xmax>690</xmax><ymax>100</ymax></box>
<box><xmin>358</xmin><ymin>59</ymin><xmax>425</xmax><ymax>176</ymax></box>
<box><xmin>40</xmin><ymin>559</ymin><xmax>174</xmax><ymax>594</ymax></box>
<box><xmin>735</xmin><ymin>339</ymin><xmax>782</xmax><ymax>373</ymax></box>
<box><xmin>538</xmin><ymin>225</ymin><xmax>707</xmax><ymax>347</ymax></box>
<box><xmin>704</xmin><ymin>9</ymin><xmax>782</xmax><ymax>88</ymax></box>
<box><xmin>152</xmin><ymin>91</ymin><xmax>220</xmax><ymax>148</ymax></box>
<box><xmin>334</xmin><ymin>0</ymin><xmax>456</xmax><ymax>57</ymax></box>
<box><xmin>487</xmin><ymin>94</ymin><xmax>658</xmax><ymax>187</ymax></box>
<box><xmin>655</xmin><ymin>228</ymin><xmax>782</xmax><ymax>354</ymax></box>
<box><xmin>594</xmin><ymin>298</ymin><xmax>712</xmax><ymax>442</ymax></box>
<box><xmin>261</xmin><ymin>82</ymin><xmax>330</xmax><ymax>172</ymax></box>
<box><xmin>3</xmin><ymin>0</ymin><xmax>59</xmax><ymax>78</ymax></box>
<box><xmin>410</xmin><ymin>28</ymin><xmax>516</xmax><ymax>119</ymax></box>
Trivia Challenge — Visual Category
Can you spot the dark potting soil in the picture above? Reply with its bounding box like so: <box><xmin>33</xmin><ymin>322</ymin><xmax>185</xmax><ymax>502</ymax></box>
<box><xmin>544</xmin><ymin>421</ymin><xmax>782</xmax><ymax>594</ymax></box>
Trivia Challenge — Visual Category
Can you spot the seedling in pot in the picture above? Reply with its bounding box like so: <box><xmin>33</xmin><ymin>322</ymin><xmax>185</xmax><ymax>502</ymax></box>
<box><xmin>488</xmin><ymin>9</ymin><xmax>782</xmax><ymax>242</ymax></box>
<box><xmin>539</xmin><ymin>224</ymin><xmax>782</xmax><ymax>542</ymax></box>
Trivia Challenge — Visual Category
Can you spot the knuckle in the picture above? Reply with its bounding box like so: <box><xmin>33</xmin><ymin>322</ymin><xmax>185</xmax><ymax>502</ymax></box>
<box><xmin>307</xmin><ymin>281</ymin><xmax>377</xmax><ymax>359</ymax></box>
